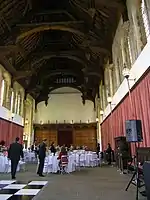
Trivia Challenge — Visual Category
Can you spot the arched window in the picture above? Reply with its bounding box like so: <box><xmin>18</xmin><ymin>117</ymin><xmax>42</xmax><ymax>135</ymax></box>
<box><xmin>17</xmin><ymin>93</ymin><xmax>21</xmax><ymax>115</ymax></box>
<box><xmin>141</xmin><ymin>0</ymin><xmax>150</xmax><ymax>39</ymax></box>
<box><xmin>10</xmin><ymin>90</ymin><xmax>14</xmax><ymax>112</ymax></box>
<box><xmin>127</xmin><ymin>33</ymin><xmax>133</xmax><ymax>65</ymax></box>
<box><xmin>0</xmin><ymin>80</ymin><xmax>5</xmax><ymax>106</ymax></box>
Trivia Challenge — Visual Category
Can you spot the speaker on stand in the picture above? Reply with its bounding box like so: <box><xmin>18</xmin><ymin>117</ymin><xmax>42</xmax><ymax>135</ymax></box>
<box><xmin>125</xmin><ymin>120</ymin><xmax>143</xmax><ymax>143</ymax></box>
<box><xmin>125</xmin><ymin>119</ymin><xmax>143</xmax><ymax>200</ymax></box>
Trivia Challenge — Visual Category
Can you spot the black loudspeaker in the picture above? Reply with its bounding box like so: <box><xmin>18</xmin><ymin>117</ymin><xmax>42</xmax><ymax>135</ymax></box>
<box><xmin>125</xmin><ymin>120</ymin><xmax>143</xmax><ymax>142</ymax></box>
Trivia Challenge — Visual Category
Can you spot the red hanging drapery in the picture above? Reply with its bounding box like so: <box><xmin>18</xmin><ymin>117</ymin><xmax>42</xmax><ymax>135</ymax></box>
<box><xmin>101</xmin><ymin>70</ymin><xmax>150</xmax><ymax>152</ymax></box>
<box><xmin>0</xmin><ymin>118</ymin><xmax>23</xmax><ymax>147</ymax></box>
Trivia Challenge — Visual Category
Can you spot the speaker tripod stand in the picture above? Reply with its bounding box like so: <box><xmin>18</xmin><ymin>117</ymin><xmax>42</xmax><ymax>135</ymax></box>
<box><xmin>125</xmin><ymin>144</ymin><xmax>139</xmax><ymax>200</ymax></box>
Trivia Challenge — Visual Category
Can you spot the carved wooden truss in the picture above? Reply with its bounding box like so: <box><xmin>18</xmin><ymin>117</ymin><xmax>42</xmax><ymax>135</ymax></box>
<box><xmin>0</xmin><ymin>0</ymin><xmax>127</xmax><ymax>107</ymax></box>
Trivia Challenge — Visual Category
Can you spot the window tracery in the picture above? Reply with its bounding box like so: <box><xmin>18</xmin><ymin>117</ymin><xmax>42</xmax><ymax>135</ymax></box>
<box><xmin>17</xmin><ymin>93</ymin><xmax>21</xmax><ymax>115</ymax></box>
<box><xmin>10</xmin><ymin>90</ymin><xmax>14</xmax><ymax>112</ymax></box>
<box><xmin>0</xmin><ymin>79</ymin><xmax>5</xmax><ymax>106</ymax></box>
<box><xmin>14</xmin><ymin>92</ymin><xmax>18</xmax><ymax>113</ymax></box>
<box><xmin>127</xmin><ymin>34</ymin><xmax>133</xmax><ymax>65</ymax></box>
<box><xmin>141</xmin><ymin>0</ymin><xmax>150</xmax><ymax>39</ymax></box>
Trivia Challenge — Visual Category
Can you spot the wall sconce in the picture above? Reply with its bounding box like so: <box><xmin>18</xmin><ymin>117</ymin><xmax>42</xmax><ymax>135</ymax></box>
<box><xmin>40</xmin><ymin>120</ymin><xmax>43</xmax><ymax>125</ymax></box>
<box><xmin>96</xmin><ymin>118</ymin><xmax>99</xmax><ymax>122</ymax></box>
<box><xmin>48</xmin><ymin>120</ymin><xmax>50</xmax><ymax>124</ymax></box>
<box><xmin>11</xmin><ymin>113</ymin><xmax>15</xmax><ymax>120</ymax></box>
<box><xmin>122</xmin><ymin>66</ymin><xmax>136</xmax><ymax>86</ymax></box>
<box><xmin>107</xmin><ymin>96</ymin><xmax>116</xmax><ymax>113</ymax></box>
<box><xmin>107</xmin><ymin>96</ymin><xmax>116</xmax><ymax>106</ymax></box>
<box><xmin>71</xmin><ymin>120</ymin><xmax>74</xmax><ymax>124</ymax></box>
<box><xmin>87</xmin><ymin>119</ymin><xmax>90</xmax><ymax>123</ymax></box>
<box><xmin>80</xmin><ymin>120</ymin><xmax>82</xmax><ymax>123</ymax></box>
<box><xmin>25</xmin><ymin>119</ymin><xmax>29</xmax><ymax>125</ymax></box>
<box><xmin>122</xmin><ymin>66</ymin><xmax>135</xmax><ymax>117</ymax></box>
<box><xmin>107</xmin><ymin>96</ymin><xmax>112</xmax><ymax>104</ymax></box>
<box><xmin>64</xmin><ymin>120</ymin><xmax>66</xmax><ymax>124</ymax></box>
<box><xmin>56</xmin><ymin>120</ymin><xmax>58</xmax><ymax>124</ymax></box>
<box><xmin>100</xmin><ymin>110</ymin><xmax>104</xmax><ymax>122</ymax></box>
<box><xmin>122</xmin><ymin>66</ymin><xmax>130</xmax><ymax>79</ymax></box>
<box><xmin>100</xmin><ymin>110</ymin><xmax>104</xmax><ymax>116</ymax></box>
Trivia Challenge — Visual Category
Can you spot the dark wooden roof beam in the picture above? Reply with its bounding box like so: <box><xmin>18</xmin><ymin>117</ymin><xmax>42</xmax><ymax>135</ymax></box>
<box><xmin>0</xmin><ymin>45</ymin><xmax>18</xmax><ymax>55</ymax></box>
<box><xmin>13</xmin><ymin>71</ymin><xmax>32</xmax><ymax>81</ymax></box>
<box><xmin>41</xmin><ymin>70</ymin><xmax>83</xmax><ymax>79</ymax></box>
<box><xmin>90</xmin><ymin>0</ymin><xmax>125</xmax><ymax>9</ymax></box>
<box><xmin>32</xmin><ymin>50</ymin><xmax>85</xmax><ymax>58</ymax></box>
<box><xmin>35</xmin><ymin>10</ymin><xmax>76</xmax><ymax>20</ymax></box>
<box><xmin>16</xmin><ymin>21</ymin><xmax>84</xmax><ymax>27</ymax></box>
<box><xmin>23</xmin><ymin>0</ymin><xmax>32</xmax><ymax>16</ymax></box>
<box><xmin>70</xmin><ymin>0</ymin><xmax>124</xmax><ymax>10</ymax></box>
<box><xmin>49</xmin><ymin>85</ymin><xmax>83</xmax><ymax>94</ymax></box>
<box><xmin>16</xmin><ymin>23</ymin><xmax>85</xmax><ymax>42</ymax></box>
<box><xmin>0</xmin><ymin>56</ymin><xmax>16</xmax><ymax>74</ymax></box>
<box><xmin>20</xmin><ymin>50</ymin><xmax>87</xmax><ymax>71</ymax></box>
<box><xmin>0</xmin><ymin>16</ymin><xmax>11</xmax><ymax>32</ymax></box>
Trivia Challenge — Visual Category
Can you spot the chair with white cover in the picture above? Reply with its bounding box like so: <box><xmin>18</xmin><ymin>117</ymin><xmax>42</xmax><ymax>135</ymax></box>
<box><xmin>98</xmin><ymin>152</ymin><xmax>102</xmax><ymax>166</ymax></box>
<box><xmin>43</xmin><ymin>157</ymin><xmax>49</xmax><ymax>173</ymax></box>
<box><xmin>19</xmin><ymin>160</ymin><xmax>26</xmax><ymax>171</ymax></box>
<box><xmin>79</xmin><ymin>153</ymin><xmax>86</xmax><ymax>167</ymax></box>
<box><xmin>47</xmin><ymin>156</ymin><xmax>53</xmax><ymax>173</ymax></box>
<box><xmin>90</xmin><ymin>152</ymin><xmax>98</xmax><ymax>167</ymax></box>
<box><xmin>74</xmin><ymin>153</ymin><xmax>80</xmax><ymax>170</ymax></box>
<box><xmin>60</xmin><ymin>155</ymin><xmax>68</xmax><ymax>174</ymax></box>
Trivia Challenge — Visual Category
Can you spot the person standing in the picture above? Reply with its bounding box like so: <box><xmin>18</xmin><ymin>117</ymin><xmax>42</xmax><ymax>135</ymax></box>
<box><xmin>96</xmin><ymin>143</ymin><xmax>100</xmax><ymax>157</ymax></box>
<box><xmin>8</xmin><ymin>137</ymin><xmax>24</xmax><ymax>179</ymax></box>
<box><xmin>37</xmin><ymin>139</ymin><xmax>47</xmax><ymax>177</ymax></box>
<box><xmin>50</xmin><ymin>142</ymin><xmax>56</xmax><ymax>155</ymax></box>
<box><xmin>106</xmin><ymin>143</ymin><xmax>112</xmax><ymax>165</ymax></box>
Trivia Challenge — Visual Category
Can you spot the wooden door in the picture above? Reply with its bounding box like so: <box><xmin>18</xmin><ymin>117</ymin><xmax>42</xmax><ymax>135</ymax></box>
<box><xmin>57</xmin><ymin>130</ymin><xmax>73</xmax><ymax>147</ymax></box>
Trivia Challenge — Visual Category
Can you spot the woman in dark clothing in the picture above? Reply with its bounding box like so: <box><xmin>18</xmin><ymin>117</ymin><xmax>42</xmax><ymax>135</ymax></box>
<box><xmin>50</xmin><ymin>142</ymin><xmax>56</xmax><ymax>155</ymax></box>
<box><xmin>106</xmin><ymin>143</ymin><xmax>112</xmax><ymax>165</ymax></box>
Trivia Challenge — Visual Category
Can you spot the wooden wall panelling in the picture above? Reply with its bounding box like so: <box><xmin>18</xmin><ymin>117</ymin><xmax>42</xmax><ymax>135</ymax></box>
<box><xmin>74</xmin><ymin>128</ymin><xmax>97</xmax><ymax>150</ymax></box>
<box><xmin>49</xmin><ymin>129</ymin><xmax>57</xmax><ymax>146</ymax></box>
<box><xmin>35</xmin><ymin>129</ymin><xmax>57</xmax><ymax>147</ymax></box>
<box><xmin>73</xmin><ymin>129</ymin><xmax>76</xmax><ymax>145</ymax></box>
<box><xmin>34</xmin><ymin>123</ymin><xmax>97</xmax><ymax>150</ymax></box>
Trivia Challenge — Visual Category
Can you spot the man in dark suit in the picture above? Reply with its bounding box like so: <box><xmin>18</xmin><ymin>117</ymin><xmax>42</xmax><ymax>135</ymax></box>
<box><xmin>8</xmin><ymin>137</ymin><xmax>24</xmax><ymax>179</ymax></box>
<box><xmin>37</xmin><ymin>139</ymin><xmax>47</xmax><ymax>177</ymax></box>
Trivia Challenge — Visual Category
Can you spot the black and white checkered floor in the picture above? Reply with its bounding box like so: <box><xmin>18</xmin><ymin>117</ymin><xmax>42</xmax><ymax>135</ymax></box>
<box><xmin>0</xmin><ymin>180</ymin><xmax>48</xmax><ymax>200</ymax></box>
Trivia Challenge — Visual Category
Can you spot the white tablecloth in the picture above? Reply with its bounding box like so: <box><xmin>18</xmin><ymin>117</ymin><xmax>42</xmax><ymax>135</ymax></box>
<box><xmin>43</xmin><ymin>151</ymin><xmax>100</xmax><ymax>174</ymax></box>
<box><xmin>0</xmin><ymin>155</ymin><xmax>25</xmax><ymax>173</ymax></box>
<box><xmin>23</xmin><ymin>151</ymin><xmax>37</xmax><ymax>162</ymax></box>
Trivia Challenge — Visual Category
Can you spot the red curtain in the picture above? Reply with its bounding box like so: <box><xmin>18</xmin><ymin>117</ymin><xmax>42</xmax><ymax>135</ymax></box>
<box><xmin>101</xmin><ymin>70</ymin><xmax>150</xmax><ymax>151</ymax></box>
<box><xmin>0</xmin><ymin>118</ymin><xmax>23</xmax><ymax>147</ymax></box>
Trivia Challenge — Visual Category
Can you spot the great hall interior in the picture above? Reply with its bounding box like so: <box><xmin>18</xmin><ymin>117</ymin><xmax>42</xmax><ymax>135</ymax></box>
<box><xmin>0</xmin><ymin>0</ymin><xmax>149</xmax><ymax>200</ymax></box>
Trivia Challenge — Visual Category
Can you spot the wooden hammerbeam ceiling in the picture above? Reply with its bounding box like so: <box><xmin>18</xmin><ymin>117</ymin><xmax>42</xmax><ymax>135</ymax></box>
<box><xmin>18</xmin><ymin>50</ymin><xmax>88</xmax><ymax>71</ymax></box>
<box><xmin>16</xmin><ymin>21</ymin><xmax>85</xmax><ymax>42</ymax></box>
